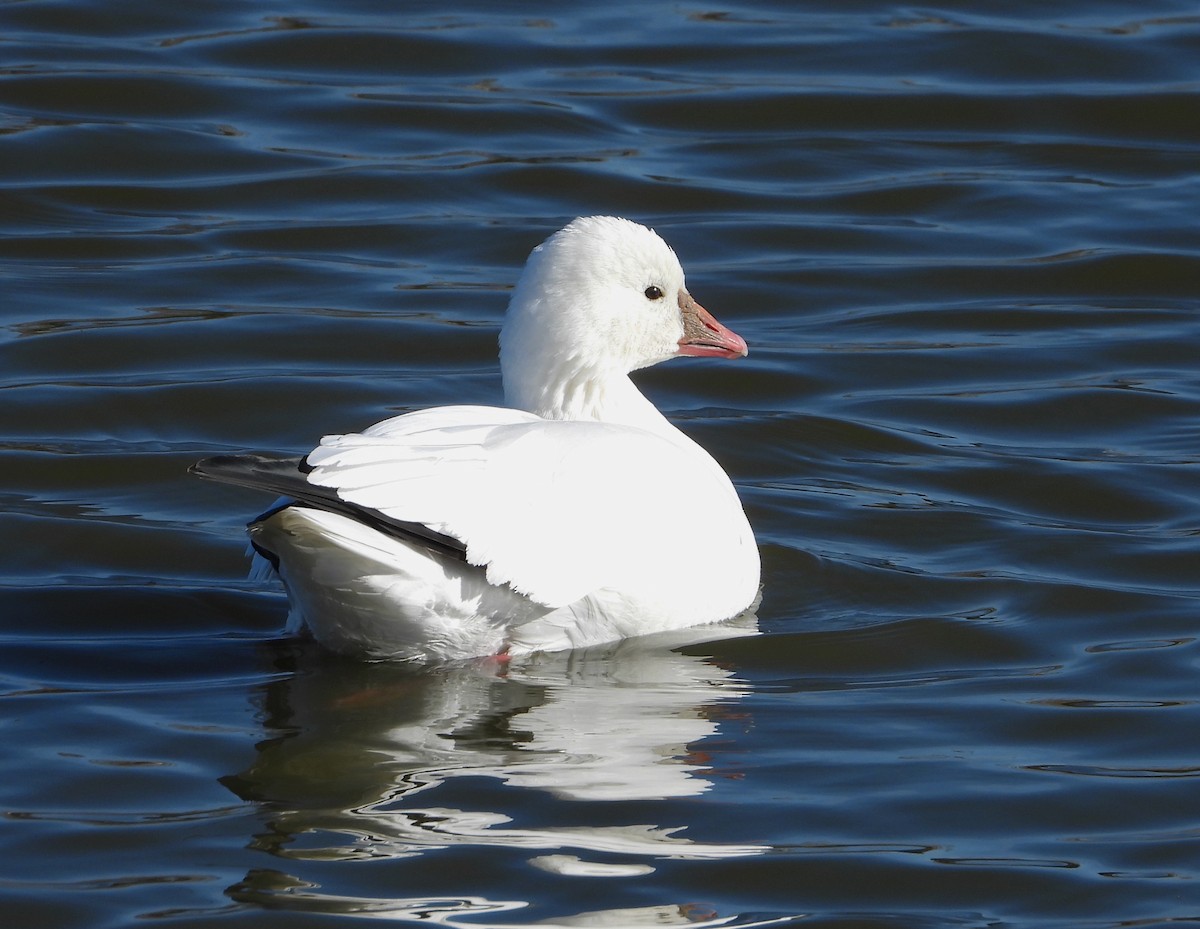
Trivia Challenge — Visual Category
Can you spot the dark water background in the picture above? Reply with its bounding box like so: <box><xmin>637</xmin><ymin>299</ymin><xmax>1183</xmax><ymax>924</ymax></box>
<box><xmin>3</xmin><ymin>2</ymin><xmax>1199</xmax><ymax>927</ymax></box>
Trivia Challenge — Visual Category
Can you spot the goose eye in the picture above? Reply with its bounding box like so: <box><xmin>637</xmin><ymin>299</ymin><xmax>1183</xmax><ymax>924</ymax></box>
<box><xmin>644</xmin><ymin>285</ymin><xmax>664</xmax><ymax>301</ymax></box>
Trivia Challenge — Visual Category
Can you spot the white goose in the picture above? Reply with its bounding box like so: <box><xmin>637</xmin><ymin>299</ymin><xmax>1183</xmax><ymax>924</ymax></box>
<box><xmin>193</xmin><ymin>216</ymin><xmax>759</xmax><ymax>662</ymax></box>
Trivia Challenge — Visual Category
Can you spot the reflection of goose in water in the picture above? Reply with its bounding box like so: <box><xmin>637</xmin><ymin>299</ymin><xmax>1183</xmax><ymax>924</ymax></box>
<box><xmin>224</xmin><ymin>621</ymin><xmax>775</xmax><ymax>925</ymax></box>
<box><xmin>227</xmin><ymin>878</ymin><xmax>796</xmax><ymax>929</ymax></box>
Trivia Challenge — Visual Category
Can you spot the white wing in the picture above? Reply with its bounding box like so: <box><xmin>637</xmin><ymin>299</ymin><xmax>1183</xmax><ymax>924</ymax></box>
<box><xmin>303</xmin><ymin>405</ymin><xmax>752</xmax><ymax>609</ymax></box>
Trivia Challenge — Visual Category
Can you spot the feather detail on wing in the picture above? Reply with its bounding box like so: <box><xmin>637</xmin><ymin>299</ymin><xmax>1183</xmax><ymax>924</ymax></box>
<box><xmin>188</xmin><ymin>452</ymin><xmax>466</xmax><ymax>561</ymax></box>
<box><xmin>302</xmin><ymin>406</ymin><xmax>740</xmax><ymax>609</ymax></box>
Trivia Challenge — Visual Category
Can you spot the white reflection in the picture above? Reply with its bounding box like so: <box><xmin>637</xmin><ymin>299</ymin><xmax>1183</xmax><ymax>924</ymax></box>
<box><xmin>227</xmin><ymin>872</ymin><xmax>799</xmax><ymax>928</ymax></box>
<box><xmin>224</xmin><ymin>617</ymin><xmax>765</xmax><ymax>866</ymax></box>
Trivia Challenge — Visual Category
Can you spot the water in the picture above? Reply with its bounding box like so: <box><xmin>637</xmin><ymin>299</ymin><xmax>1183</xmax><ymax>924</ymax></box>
<box><xmin>2</xmin><ymin>2</ymin><xmax>1199</xmax><ymax>926</ymax></box>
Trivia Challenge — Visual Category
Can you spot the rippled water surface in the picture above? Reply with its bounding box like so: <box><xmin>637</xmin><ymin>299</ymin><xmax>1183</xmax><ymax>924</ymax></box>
<box><xmin>3</xmin><ymin>2</ymin><xmax>1199</xmax><ymax>927</ymax></box>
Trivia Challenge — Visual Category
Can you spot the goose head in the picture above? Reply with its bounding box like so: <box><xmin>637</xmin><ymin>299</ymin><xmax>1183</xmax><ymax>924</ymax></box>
<box><xmin>500</xmin><ymin>216</ymin><xmax>747</xmax><ymax>423</ymax></box>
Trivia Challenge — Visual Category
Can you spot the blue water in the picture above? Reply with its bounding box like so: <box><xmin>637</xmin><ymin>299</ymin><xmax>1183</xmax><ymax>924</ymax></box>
<box><xmin>2</xmin><ymin>3</ymin><xmax>1199</xmax><ymax>926</ymax></box>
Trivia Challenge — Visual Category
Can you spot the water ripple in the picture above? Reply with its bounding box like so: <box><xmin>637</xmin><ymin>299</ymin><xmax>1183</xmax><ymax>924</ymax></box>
<box><xmin>3</xmin><ymin>2</ymin><xmax>1200</xmax><ymax>927</ymax></box>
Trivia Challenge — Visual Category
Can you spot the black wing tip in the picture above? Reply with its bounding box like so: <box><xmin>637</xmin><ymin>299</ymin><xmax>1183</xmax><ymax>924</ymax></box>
<box><xmin>190</xmin><ymin>452</ymin><xmax>300</xmax><ymax>476</ymax></box>
<box><xmin>189</xmin><ymin>455</ymin><xmax>232</xmax><ymax>480</ymax></box>
<box><xmin>190</xmin><ymin>451</ymin><xmax>468</xmax><ymax>563</ymax></box>
<box><xmin>189</xmin><ymin>454</ymin><xmax>243</xmax><ymax>478</ymax></box>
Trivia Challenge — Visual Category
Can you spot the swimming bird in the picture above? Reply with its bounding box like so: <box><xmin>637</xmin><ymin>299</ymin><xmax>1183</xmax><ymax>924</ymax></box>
<box><xmin>192</xmin><ymin>216</ymin><xmax>759</xmax><ymax>662</ymax></box>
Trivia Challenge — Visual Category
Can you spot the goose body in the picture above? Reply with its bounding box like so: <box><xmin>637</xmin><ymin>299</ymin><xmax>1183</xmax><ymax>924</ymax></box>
<box><xmin>194</xmin><ymin>216</ymin><xmax>759</xmax><ymax>662</ymax></box>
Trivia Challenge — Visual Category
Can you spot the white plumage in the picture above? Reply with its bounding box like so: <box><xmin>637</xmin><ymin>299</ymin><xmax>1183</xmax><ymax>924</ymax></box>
<box><xmin>196</xmin><ymin>216</ymin><xmax>760</xmax><ymax>662</ymax></box>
